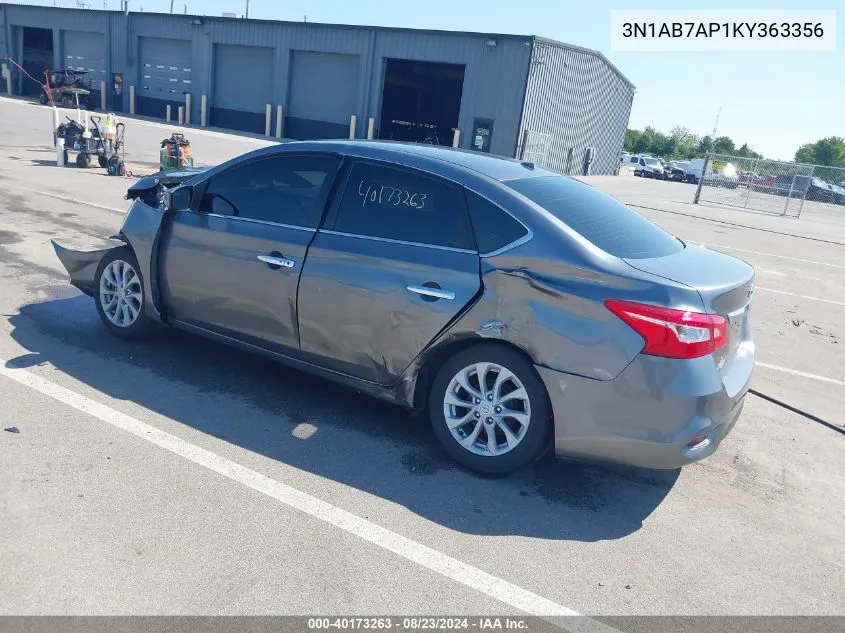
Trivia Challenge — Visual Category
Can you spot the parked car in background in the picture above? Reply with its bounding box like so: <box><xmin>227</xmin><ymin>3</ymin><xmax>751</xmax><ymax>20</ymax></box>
<box><xmin>737</xmin><ymin>172</ymin><xmax>775</xmax><ymax>192</ymax></box>
<box><xmin>773</xmin><ymin>175</ymin><xmax>840</xmax><ymax>203</ymax></box>
<box><xmin>828</xmin><ymin>183</ymin><xmax>845</xmax><ymax>206</ymax></box>
<box><xmin>634</xmin><ymin>156</ymin><xmax>665</xmax><ymax>178</ymax></box>
<box><xmin>664</xmin><ymin>162</ymin><xmax>687</xmax><ymax>182</ymax></box>
<box><xmin>51</xmin><ymin>140</ymin><xmax>756</xmax><ymax>475</ymax></box>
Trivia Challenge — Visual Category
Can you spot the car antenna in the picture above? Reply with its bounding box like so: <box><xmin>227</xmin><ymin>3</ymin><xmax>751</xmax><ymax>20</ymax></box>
<box><xmin>521</xmin><ymin>161</ymin><xmax>535</xmax><ymax>170</ymax></box>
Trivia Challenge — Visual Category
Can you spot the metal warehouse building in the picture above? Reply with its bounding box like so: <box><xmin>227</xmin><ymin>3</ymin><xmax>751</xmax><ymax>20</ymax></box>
<box><xmin>0</xmin><ymin>3</ymin><xmax>635</xmax><ymax>175</ymax></box>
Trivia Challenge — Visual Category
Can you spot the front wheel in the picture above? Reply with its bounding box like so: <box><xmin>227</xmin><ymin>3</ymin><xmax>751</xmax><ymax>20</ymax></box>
<box><xmin>94</xmin><ymin>247</ymin><xmax>156</xmax><ymax>340</ymax></box>
<box><xmin>428</xmin><ymin>344</ymin><xmax>551</xmax><ymax>475</ymax></box>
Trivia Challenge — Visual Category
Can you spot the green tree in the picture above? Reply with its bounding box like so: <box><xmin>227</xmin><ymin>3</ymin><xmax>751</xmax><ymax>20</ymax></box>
<box><xmin>735</xmin><ymin>143</ymin><xmax>763</xmax><ymax>159</ymax></box>
<box><xmin>669</xmin><ymin>125</ymin><xmax>699</xmax><ymax>160</ymax></box>
<box><xmin>794</xmin><ymin>137</ymin><xmax>845</xmax><ymax>167</ymax></box>
<box><xmin>712</xmin><ymin>136</ymin><xmax>736</xmax><ymax>155</ymax></box>
<box><xmin>623</xmin><ymin>129</ymin><xmax>642</xmax><ymax>153</ymax></box>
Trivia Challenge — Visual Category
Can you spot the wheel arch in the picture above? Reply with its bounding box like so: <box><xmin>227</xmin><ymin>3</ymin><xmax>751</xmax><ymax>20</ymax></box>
<box><xmin>409</xmin><ymin>336</ymin><xmax>543</xmax><ymax>411</ymax></box>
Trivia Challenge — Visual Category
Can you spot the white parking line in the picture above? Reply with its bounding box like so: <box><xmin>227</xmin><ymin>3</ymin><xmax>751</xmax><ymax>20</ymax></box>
<box><xmin>701</xmin><ymin>243</ymin><xmax>845</xmax><ymax>270</ymax></box>
<box><xmin>0</xmin><ymin>360</ymin><xmax>617</xmax><ymax>633</ymax></box>
<box><xmin>755</xmin><ymin>362</ymin><xmax>844</xmax><ymax>387</ymax></box>
<box><xmin>756</xmin><ymin>286</ymin><xmax>845</xmax><ymax>307</ymax></box>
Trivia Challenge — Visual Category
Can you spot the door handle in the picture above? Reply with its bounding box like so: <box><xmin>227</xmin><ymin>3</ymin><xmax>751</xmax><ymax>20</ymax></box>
<box><xmin>258</xmin><ymin>254</ymin><xmax>295</xmax><ymax>269</ymax></box>
<box><xmin>407</xmin><ymin>285</ymin><xmax>455</xmax><ymax>301</ymax></box>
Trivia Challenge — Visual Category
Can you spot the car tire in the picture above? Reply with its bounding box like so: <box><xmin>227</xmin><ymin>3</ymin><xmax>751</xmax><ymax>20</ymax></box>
<box><xmin>428</xmin><ymin>344</ymin><xmax>552</xmax><ymax>475</ymax></box>
<box><xmin>94</xmin><ymin>247</ymin><xmax>157</xmax><ymax>341</ymax></box>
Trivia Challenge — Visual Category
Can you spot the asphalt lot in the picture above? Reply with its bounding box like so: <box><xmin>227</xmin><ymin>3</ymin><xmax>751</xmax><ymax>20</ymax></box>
<box><xmin>1</xmin><ymin>96</ymin><xmax>843</xmax><ymax>621</ymax></box>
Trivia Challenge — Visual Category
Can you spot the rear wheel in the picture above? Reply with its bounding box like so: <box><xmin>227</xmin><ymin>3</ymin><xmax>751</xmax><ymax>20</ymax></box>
<box><xmin>428</xmin><ymin>344</ymin><xmax>551</xmax><ymax>475</ymax></box>
<box><xmin>94</xmin><ymin>247</ymin><xmax>156</xmax><ymax>340</ymax></box>
<box><xmin>76</xmin><ymin>152</ymin><xmax>91</xmax><ymax>168</ymax></box>
<box><xmin>98</xmin><ymin>155</ymin><xmax>107</xmax><ymax>168</ymax></box>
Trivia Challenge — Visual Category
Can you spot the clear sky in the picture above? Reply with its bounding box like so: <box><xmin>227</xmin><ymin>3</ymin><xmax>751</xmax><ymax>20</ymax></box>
<box><xmin>10</xmin><ymin>0</ymin><xmax>843</xmax><ymax>160</ymax></box>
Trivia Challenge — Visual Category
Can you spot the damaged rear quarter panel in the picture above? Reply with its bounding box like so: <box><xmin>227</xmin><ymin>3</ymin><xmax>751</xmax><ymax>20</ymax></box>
<box><xmin>444</xmin><ymin>253</ymin><xmax>648</xmax><ymax>381</ymax></box>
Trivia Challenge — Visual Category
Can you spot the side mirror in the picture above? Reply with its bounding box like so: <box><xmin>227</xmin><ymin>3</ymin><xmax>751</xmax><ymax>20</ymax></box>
<box><xmin>165</xmin><ymin>185</ymin><xmax>193</xmax><ymax>212</ymax></box>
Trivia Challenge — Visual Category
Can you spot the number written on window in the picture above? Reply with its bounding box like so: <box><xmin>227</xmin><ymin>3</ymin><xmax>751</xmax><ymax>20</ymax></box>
<box><xmin>357</xmin><ymin>181</ymin><xmax>427</xmax><ymax>209</ymax></box>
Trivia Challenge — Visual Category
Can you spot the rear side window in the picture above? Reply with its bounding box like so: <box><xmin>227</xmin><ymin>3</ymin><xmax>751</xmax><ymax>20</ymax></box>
<box><xmin>333</xmin><ymin>162</ymin><xmax>473</xmax><ymax>250</ymax></box>
<box><xmin>505</xmin><ymin>175</ymin><xmax>683</xmax><ymax>259</ymax></box>
<box><xmin>465</xmin><ymin>191</ymin><xmax>528</xmax><ymax>254</ymax></box>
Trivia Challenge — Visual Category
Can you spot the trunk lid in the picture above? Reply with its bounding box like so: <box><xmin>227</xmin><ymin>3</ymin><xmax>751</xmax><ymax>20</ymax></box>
<box><xmin>624</xmin><ymin>243</ymin><xmax>755</xmax><ymax>385</ymax></box>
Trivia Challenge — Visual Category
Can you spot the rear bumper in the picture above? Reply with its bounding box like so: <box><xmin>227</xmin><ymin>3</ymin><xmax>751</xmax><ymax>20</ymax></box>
<box><xmin>537</xmin><ymin>347</ymin><xmax>753</xmax><ymax>470</ymax></box>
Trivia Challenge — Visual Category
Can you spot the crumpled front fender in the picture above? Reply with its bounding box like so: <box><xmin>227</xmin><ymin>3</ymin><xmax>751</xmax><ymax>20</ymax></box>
<box><xmin>50</xmin><ymin>238</ymin><xmax>127</xmax><ymax>297</ymax></box>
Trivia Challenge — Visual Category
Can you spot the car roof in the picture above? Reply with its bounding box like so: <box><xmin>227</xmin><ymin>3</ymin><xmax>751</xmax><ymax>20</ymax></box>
<box><xmin>265</xmin><ymin>139</ymin><xmax>553</xmax><ymax>183</ymax></box>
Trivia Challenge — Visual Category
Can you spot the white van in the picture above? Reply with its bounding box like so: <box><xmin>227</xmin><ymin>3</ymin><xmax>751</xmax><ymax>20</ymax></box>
<box><xmin>634</xmin><ymin>156</ymin><xmax>665</xmax><ymax>178</ymax></box>
<box><xmin>684</xmin><ymin>158</ymin><xmax>739</xmax><ymax>187</ymax></box>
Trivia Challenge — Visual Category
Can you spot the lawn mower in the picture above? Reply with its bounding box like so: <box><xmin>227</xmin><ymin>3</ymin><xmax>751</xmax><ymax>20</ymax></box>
<box><xmin>39</xmin><ymin>69</ymin><xmax>96</xmax><ymax>110</ymax></box>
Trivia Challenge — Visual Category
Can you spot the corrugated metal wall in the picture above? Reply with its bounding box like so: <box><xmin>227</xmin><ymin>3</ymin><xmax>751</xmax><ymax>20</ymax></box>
<box><xmin>519</xmin><ymin>39</ymin><xmax>634</xmax><ymax>176</ymax></box>
<box><xmin>0</xmin><ymin>4</ymin><xmax>633</xmax><ymax>165</ymax></box>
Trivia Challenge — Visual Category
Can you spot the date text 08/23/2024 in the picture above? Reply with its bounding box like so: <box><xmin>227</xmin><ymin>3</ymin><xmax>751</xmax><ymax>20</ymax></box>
<box><xmin>307</xmin><ymin>617</ymin><xmax>530</xmax><ymax>630</ymax></box>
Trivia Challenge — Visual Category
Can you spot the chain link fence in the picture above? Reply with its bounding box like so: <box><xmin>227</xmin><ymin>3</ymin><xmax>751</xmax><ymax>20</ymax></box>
<box><xmin>693</xmin><ymin>153</ymin><xmax>845</xmax><ymax>218</ymax></box>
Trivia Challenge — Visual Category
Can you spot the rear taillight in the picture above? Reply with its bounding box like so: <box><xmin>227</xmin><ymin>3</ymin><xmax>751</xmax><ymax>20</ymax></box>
<box><xmin>604</xmin><ymin>299</ymin><xmax>727</xmax><ymax>359</ymax></box>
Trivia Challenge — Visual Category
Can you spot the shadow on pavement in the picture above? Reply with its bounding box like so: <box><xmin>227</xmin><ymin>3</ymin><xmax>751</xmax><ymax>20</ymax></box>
<box><xmin>6</xmin><ymin>294</ymin><xmax>680</xmax><ymax>542</ymax></box>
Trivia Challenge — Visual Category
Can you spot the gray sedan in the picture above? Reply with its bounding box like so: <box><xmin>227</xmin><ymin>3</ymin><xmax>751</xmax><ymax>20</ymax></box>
<box><xmin>52</xmin><ymin>140</ymin><xmax>755</xmax><ymax>475</ymax></box>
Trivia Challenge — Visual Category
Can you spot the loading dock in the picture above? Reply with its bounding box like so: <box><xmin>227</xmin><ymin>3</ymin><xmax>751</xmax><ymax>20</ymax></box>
<box><xmin>211</xmin><ymin>44</ymin><xmax>273</xmax><ymax>134</ymax></box>
<box><xmin>378</xmin><ymin>59</ymin><xmax>464</xmax><ymax>147</ymax></box>
<box><xmin>287</xmin><ymin>51</ymin><xmax>360</xmax><ymax>140</ymax></box>
<box><xmin>138</xmin><ymin>37</ymin><xmax>191</xmax><ymax>118</ymax></box>
<box><xmin>0</xmin><ymin>3</ymin><xmax>635</xmax><ymax>175</ymax></box>
<box><xmin>19</xmin><ymin>26</ymin><xmax>52</xmax><ymax>96</ymax></box>
<box><xmin>63</xmin><ymin>30</ymin><xmax>105</xmax><ymax>108</ymax></box>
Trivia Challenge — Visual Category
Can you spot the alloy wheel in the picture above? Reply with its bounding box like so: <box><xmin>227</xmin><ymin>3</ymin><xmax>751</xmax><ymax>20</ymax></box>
<box><xmin>443</xmin><ymin>362</ymin><xmax>531</xmax><ymax>457</ymax></box>
<box><xmin>99</xmin><ymin>259</ymin><xmax>142</xmax><ymax>328</ymax></box>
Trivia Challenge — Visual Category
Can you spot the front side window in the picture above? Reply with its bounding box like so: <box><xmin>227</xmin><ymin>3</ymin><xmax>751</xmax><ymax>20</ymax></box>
<box><xmin>199</xmin><ymin>154</ymin><xmax>337</xmax><ymax>227</ymax></box>
<box><xmin>332</xmin><ymin>162</ymin><xmax>473</xmax><ymax>250</ymax></box>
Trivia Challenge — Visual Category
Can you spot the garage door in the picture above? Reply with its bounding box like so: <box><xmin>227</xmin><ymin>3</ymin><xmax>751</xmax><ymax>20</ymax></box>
<box><xmin>287</xmin><ymin>51</ymin><xmax>359</xmax><ymax>140</ymax></box>
<box><xmin>139</xmin><ymin>37</ymin><xmax>191</xmax><ymax>118</ymax></box>
<box><xmin>63</xmin><ymin>31</ymin><xmax>106</xmax><ymax>106</ymax></box>
<box><xmin>211</xmin><ymin>44</ymin><xmax>273</xmax><ymax>134</ymax></box>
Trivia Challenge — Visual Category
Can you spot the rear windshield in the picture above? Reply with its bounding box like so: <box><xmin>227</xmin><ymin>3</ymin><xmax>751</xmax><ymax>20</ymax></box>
<box><xmin>505</xmin><ymin>175</ymin><xmax>684</xmax><ymax>259</ymax></box>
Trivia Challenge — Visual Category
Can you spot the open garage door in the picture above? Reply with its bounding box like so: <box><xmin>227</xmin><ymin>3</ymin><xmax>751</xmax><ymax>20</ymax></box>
<box><xmin>63</xmin><ymin>31</ymin><xmax>106</xmax><ymax>108</ymax></box>
<box><xmin>139</xmin><ymin>37</ymin><xmax>191</xmax><ymax>118</ymax></box>
<box><xmin>211</xmin><ymin>44</ymin><xmax>273</xmax><ymax>134</ymax></box>
<box><xmin>379</xmin><ymin>59</ymin><xmax>464</xmax><ymax>147</ymax></box>
<box><xmin>20</xmin><ymin>27</ymin><xmax>53</xmax><ymax>97</ymax></box>
<box><xmin>287</xmin><ymin>51</ymin><xmax>359</xmax><ymax>140</ymax></box>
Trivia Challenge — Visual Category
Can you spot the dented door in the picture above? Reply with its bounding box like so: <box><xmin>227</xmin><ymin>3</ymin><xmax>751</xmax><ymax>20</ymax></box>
<box><xmin>296</xmin><ymin>160</ymin><xmax>481</xmax><ymax>384</ymax></box>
